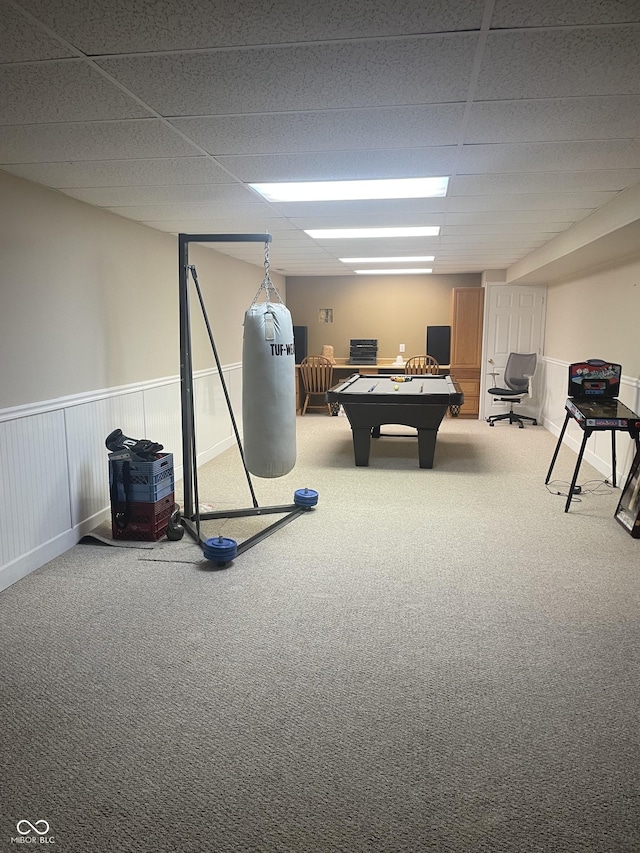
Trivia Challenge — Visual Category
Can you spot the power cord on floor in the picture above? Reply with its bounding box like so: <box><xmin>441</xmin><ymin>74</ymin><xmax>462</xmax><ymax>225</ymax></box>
<box><xmin>545</xmin><ymin>479</ymin><xmax>613</xmax><ymax>502</ymax></box>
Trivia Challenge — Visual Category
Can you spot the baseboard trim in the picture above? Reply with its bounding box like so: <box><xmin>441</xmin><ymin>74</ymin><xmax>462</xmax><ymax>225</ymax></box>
<box><xmin>0</xmin><ymin>507</ymin><xmax>111</xmax><ymax>593</ymax></box>
<box><xmin>0</xmin><ymin>433</ymin><xmax>238</xmax><ymax>593</ymax></box>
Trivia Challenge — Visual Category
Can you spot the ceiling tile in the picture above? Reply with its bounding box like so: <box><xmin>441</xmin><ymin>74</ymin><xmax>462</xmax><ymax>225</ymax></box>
<box><xmin>435</xmin><ymin>255</ymin><xmax>520</xmax><ymax>261</ymax></box>
<box><xmin>216</xmin><ymin>148</ymin><xmax>458</xmax><ymax>182</ymax></box>
<box><xmin>444</xmin><ymin>210</ymin><xmax>588</xmax><ymax>226</ymax></box>
<box><xmin>1</xmin><ymin>157</ymin><xmax>232</xmax><ymax>187</ymax></box>
<box><xmin>457</xmin><ymin>140</ymin><xmax>640</xmax><ymax>174</ymax></box>
<box><xmin>276</xmin><ymin>261</ymin><xmax>348</xmax><ymax>276</ymax></box>
<box><xmin>450</xmin><ymin>171</ymin><xmax>640</xmax><ymax>195</ymax></box>
<box><xmin>108</xmin><ymin>202</ymin><xmax>282</xmax><ymax>221</ymax></box>
<box><xmin>436</xmin><ymin>249</ymin><xmax>541</xmax><ymax>256</ymax></box>
<box><xmin>2</xmin><ymin>0</ymin><xmax>639</xmax><ymax>277</ymax></box>
<box><xmin>440</xmin><ymin>235</ymin><xmax>546</xmax><ymax>245</ymax></box>
<box><xmin>0</xmin><ymin>61</ymin><xmax>151</xmax><ymax>124</ymax></box>
<box><xmin>171</xmin><ymin>104</ymin><xmax>466</xmax><ymax>155</ymax></box>
<box><xmin>491</xmin><ymin>0</ymin><xmax>640</xmax><ymax>28</ymax></box>
<box><xmin>268</xmin><ymin>247</ymin><xmax>348</xmax><ymax>261</ymax></box>
<box><xmin>60</xmin><ymin>183</ymin><xmax>256</xmax><ymax>206</ymax></box>
<box><xmin>0</xmin><ymin>120</ymin><xmax>198</xmax><ymax>163</ymax></box>
<box><xmin>447</xmin><ymin>191</ymin><xmax>616</xmax><ymax>212</ymax></box>
<box><xmin>17</xmin><ymin>0</ymin><xmax>483</xmax><ymax>53</ymax></box>
<box><xmin>0</xmin><ymin>6</ymin><xmax>76</xmax><ymax>62</ymax></box>
<box><xmin>466</xmin><ymin>96</ymin><xmax>640</xmax><ymax>143</ymax></box>
<box><xmin>97</xmin><ymin>36</ymin><xmax>477</xmax><ymax>116</ymax></box>
<box><xmin>290</xmin><ymin>214</ymin><xmax>442</xmax><ymax>229</ymax></box>
<box><xmin>139</xmin><ymin>219</ymin><xmax>298</xmax><ymax>233</ymax></box>
<box><xmin>270</xmin><ymin>199</ymin><xmax>446</xmax><ymax>218</ymax></box>
<box><xmin>436</xmin><ymin>241</ymin><xmax>544</xmax><ymax>249</ymax></box>
<box><xmin>442</xmin><ymin>223</ymin><xmax>567</xmax><ymax>236</ymax></box>
<box><xmin>303</xmin><ymin>238</ymin><xmax>440</xmax><ymax>253</ymax></box>
<box><xmin>251</xmin><ymin>229</ymin><xmax>312</xmax><ymax>240</ymax></box>
<box><xmin>476</xmin><ymin>26</ymin><xmax>640</xmax><ymax>99</ymax></box>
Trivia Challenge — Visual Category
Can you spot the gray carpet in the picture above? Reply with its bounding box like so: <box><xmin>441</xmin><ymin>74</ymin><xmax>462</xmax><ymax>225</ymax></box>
<box><xmin>1</xmin><ymin>415</ymin><xmax>639</xmax><ymax>852</ymax></box>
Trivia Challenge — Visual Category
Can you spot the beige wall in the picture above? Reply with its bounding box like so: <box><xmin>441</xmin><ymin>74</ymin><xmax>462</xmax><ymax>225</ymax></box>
<box><xmin>3</xmin><ymin>164</ymin><xmax>638</xmax><ymax>410</ymax></box>
<box><xmin>544</xmin><ymin>253</ymin><xmax>640</xmax><ymax>378</ymax></box>
<box><xmin>286</xmin><ymin>273</ymin><xmax>480</xmax><ymax>360</ymax></box>
<box><xmin>188</xmin><ymin>243</ymin><xmax>286</xmax><ymax>371</ymax></box>
<box><xmin>0</xmin><ymin>171</ymin><xmax>283</xmax><ymax>409</ymax></box>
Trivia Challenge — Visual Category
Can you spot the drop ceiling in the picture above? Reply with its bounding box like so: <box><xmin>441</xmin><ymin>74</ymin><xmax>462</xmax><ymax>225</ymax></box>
<box><xmin>1</xmin><ymin>0</ymin><xmax>639</xmax><ymax>276</ymax></box>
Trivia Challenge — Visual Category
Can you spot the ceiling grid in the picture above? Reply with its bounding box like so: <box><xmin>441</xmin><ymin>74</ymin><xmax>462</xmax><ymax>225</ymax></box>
<box><xmin>1</xmin><ymin>0</ymin><xmax>638</xmax><ymax>276</ymax></box>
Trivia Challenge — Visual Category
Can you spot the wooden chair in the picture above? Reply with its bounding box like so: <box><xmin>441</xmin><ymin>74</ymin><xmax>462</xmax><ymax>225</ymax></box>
<box><xmin>404</xmin><ymin>354</ymin><xmax>440</xmax><ymax>375</ymax></box>
<box><xmin>299</xmin><ymin>355</ymin><xmax>334</xmax><ymax>415</ymax></box>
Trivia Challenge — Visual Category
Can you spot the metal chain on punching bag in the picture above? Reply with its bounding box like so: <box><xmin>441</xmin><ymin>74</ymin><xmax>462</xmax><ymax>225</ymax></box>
<box><xmin>242</xmin><ymin>241</ymin><xmax>297</xmax><ymax>478</ymax></box>
<box><xmin>248</xmin><ymin>240</ymin><xmax>284</xmax><ymax>306</ymax></box>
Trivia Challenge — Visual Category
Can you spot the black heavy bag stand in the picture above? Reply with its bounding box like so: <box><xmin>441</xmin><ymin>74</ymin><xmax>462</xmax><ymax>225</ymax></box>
<box><xmin>169</xmin><ymin>233</ymin><xmax>317</xmax><ymax>566</ymax></box>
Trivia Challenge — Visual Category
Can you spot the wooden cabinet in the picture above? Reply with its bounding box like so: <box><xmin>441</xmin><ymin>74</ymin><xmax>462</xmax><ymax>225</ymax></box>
<box><xmin>450</xmin><ymin>287</ymin><xmax>484</xmax><ymax>418</ymax></box>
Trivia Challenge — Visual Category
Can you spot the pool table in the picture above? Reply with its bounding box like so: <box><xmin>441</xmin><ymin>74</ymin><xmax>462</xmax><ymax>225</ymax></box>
<box><xmin>327</xmin><ymin>373</ymin><xmax>464</xmax><ymax>468</ymax></box>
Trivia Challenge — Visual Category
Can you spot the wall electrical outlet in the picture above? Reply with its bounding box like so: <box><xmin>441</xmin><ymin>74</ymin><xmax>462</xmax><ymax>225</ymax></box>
<box><xmin>399</xmin><ymin>344</ymin><xmax>405</xmax><ymax>352</ymax></box>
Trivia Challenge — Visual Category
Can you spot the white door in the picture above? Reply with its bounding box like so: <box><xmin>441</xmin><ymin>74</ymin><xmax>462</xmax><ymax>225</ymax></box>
<box><xmin>480</xmin><ymin>284</ymin><xmax>547</xmax><ymax>421</ymax></box>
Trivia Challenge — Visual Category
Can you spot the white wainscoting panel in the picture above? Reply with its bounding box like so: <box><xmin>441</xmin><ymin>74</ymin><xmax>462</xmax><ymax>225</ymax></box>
<box><xmin>0</xmin><ymin>410</ymin><xmax>71</xmax><ymax>569</ymax></box>
<box><xmin>194</xmin><ymin>369</ymin><xmax>234</xmax><ymax>463</ymax></box>
<box><xmin>228</xmin><ymin>364</ymin><xmax>243</xmax><ymax>437</ymax></box>
<box><xmin>65</xmin><ymin>392</ymin><xmax>146</xmax><ymax>528</ymax></box>
<box><xmin>613</xmin><ymin>376</ymin><xmax>640</xmax><ymax>480</ymax></box>
<box><xmin>143</xmin><ymin>381</ymin><xmax>184</xmax><ymax>473</ymax></box>
<box><xmin>0</xmin><ymin>367</ymin><xmax>245</xmax><ymax>592</ymax></box>
<box><xmin>8</xmin><ymin>358</ymin><xmax>635</xmax><ymax>593</ymax></box>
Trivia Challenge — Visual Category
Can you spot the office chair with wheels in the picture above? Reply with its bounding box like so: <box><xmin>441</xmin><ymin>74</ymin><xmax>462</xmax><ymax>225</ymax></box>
<box><xmin>404</xmin><ymin>355</ymin><xmax>440</xmax><ymax>375</ymax></box>
<box><xmin>486</xmin><ymin>352</ymin><xmax>538</xmax><ymax>428</ymax></box>
<box><xmin>299</xmin><ymin>355</ymin><xmax>334</xmax><ymax>415</ymax></box>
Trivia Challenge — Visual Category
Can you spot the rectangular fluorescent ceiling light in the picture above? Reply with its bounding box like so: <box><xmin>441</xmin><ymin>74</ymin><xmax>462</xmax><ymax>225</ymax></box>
<box><xmin>250</xmin><ymin>177</ymin><xmax>449</xmax><ymax>202</ymax></box>
<box><xmin>305</xmin><ymin>226</ymin><xmax>440</xmax><ymax>239</ymax></box>
<box><xmin>340</xmin><ymin>255</ymin><xmax>435</xmax><ymax>263</ymax></box>
<box><xmin>356</xmin><ymin>268</ymin><xmax>433</xmax><ymax>275</ymax></box>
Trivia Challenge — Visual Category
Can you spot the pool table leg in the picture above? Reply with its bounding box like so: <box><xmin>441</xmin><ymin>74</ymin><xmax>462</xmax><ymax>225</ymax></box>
<box><xmin>351</xmin><ymin>427</ymin><xmax>372</xmax><ymax>466</ymax></box>
<box><xmin>416</xmin><ymin>428</ymin><xmax>437</xmax><ymax>468</ymax></box>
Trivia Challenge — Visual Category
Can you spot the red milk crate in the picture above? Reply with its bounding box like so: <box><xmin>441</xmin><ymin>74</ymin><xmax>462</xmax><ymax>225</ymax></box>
<box><xmin>111</xmin><ymin>493</ymin><xmax>175</xmax><ymax>541</ymax></box>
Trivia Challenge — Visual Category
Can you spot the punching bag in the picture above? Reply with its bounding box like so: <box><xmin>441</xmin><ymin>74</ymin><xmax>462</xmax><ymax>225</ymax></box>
<box><xmin>242</xmin><ymin>300</ymin><xmax>296</xmax><ymax>478</ymax></box>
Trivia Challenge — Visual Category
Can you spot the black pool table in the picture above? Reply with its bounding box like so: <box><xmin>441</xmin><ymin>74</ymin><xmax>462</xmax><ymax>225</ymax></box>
<box><xmin>327</xmin><ymin>373</ymin><xmax>464</xmax><ymax>468</ymax></box>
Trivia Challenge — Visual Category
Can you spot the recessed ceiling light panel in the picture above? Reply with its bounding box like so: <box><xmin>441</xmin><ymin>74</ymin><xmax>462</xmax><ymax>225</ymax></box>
<box><xmin>355</xmin><ymin>268</ymin><xmax>433</xmax><ymax>275</ymax></box>
<box><xmin>305</xmin><ymin>226</ymin><xmax>440</xmax><ymax>239</ymax></box>
<box><xmin>340</xmin><ymin>255</ymin><xmax>435</xmax><ymax>263</ymax></box>
<box><xmin>250</xmin><ymin>177</ymin><xmax>449</xmax><ymax>202</ymax></box>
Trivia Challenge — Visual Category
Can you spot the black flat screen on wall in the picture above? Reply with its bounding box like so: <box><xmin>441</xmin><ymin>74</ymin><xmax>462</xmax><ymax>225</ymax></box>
<box><xmin>426</xmin><ymin>325</ymin><xmax>451</xmax><ymax>366</ymax></box>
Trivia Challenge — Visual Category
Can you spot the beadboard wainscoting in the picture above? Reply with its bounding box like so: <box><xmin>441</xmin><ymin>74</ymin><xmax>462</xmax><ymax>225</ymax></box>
<box><xmin>539</xmin><ymin>356</ymin><xmax>640</xmax><ymax>488</ymax></box>
<box><xmin>2</xmin><ymin>358</ymin><xmax>638</xmax><ymax>592</ymax></box>
<box><xmin>0</xmin><ymin>365</ymin><xmax>241</xmax><ymax>591</ymax></box>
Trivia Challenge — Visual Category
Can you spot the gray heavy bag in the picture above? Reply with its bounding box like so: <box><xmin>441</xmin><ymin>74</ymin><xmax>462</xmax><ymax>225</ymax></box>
<box><xmin>242</xmin><ymin>301</ymin><xmax>296</xmax><ymax>477</ymax></box>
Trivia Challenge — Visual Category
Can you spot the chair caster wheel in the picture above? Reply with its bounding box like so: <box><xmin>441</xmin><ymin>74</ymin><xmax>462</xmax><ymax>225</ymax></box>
<box><xmin>489</xmin><ymin>421</ymin><xmax>494</xmax><ymax>426</ymax></box>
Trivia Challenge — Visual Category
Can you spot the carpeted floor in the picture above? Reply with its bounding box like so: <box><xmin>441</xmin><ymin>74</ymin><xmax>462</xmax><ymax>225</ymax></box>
<box><xmin>1</xmin><ymin>415</ymin><xmax>639</xmax><ymax>852</ymax></box>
